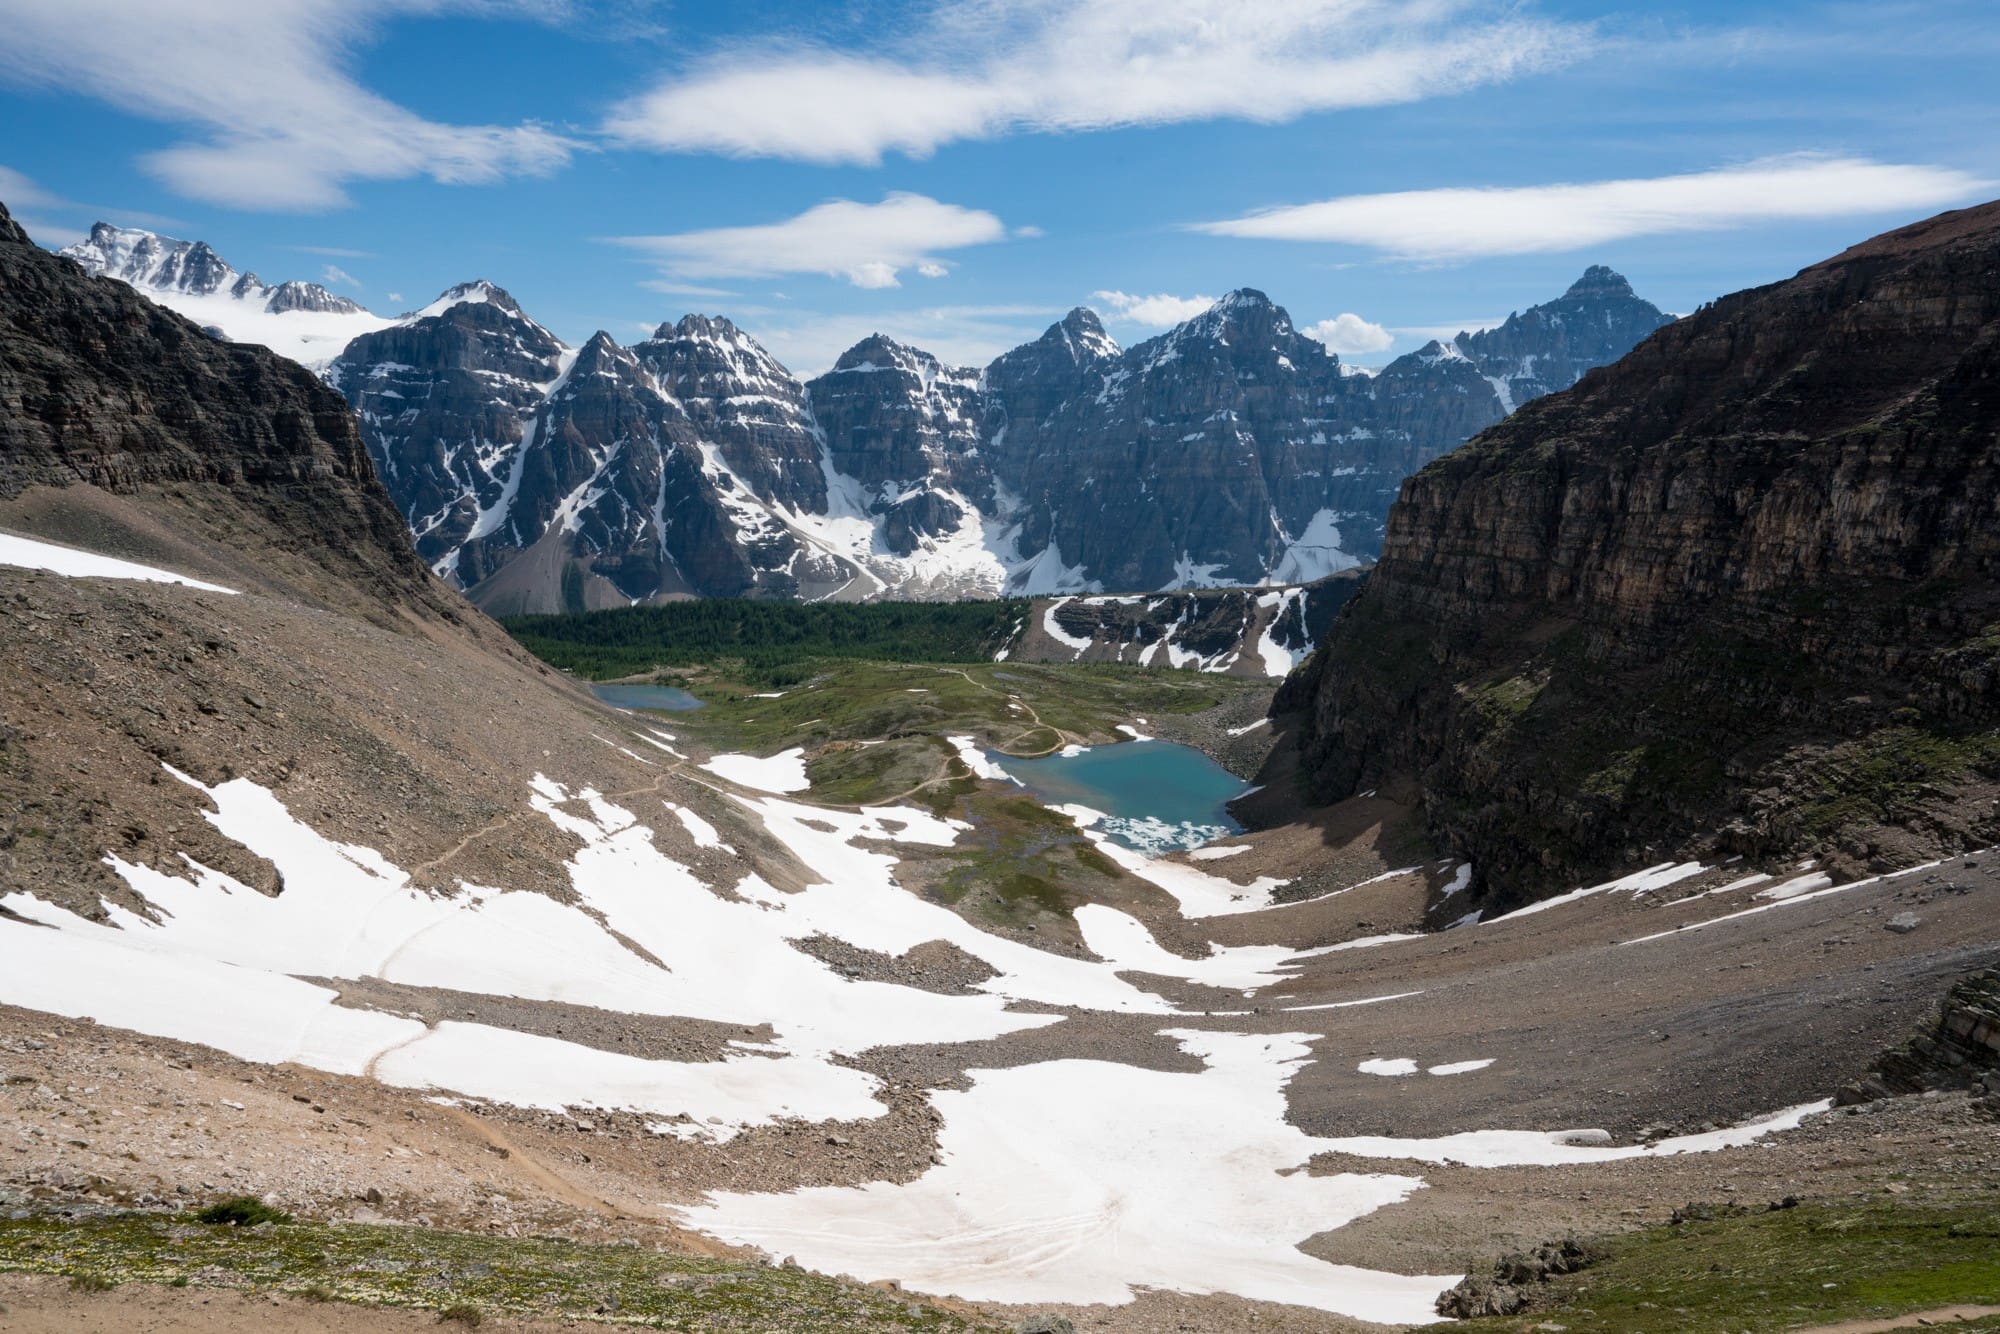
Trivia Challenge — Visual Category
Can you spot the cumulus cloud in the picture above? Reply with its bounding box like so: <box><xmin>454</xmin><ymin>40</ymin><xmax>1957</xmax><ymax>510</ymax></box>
<box><xmin>0</xmin><ymin>0</ymin><xmax>577</xmax><ymax>210</ymax></box>
<box><xmin>1091</xmin><ymin>290</ymin><xmax>1216</xmax><ymax>327</ymax></box>
<box><xmin>1194</xmin><ymin>155</ymin><xmax>1992</xmax><ymax>260</ymax></box>
<box><xmin>605</xmin><ymin>0</ymin><xmax>1588</xmax><ymax>164</ymax></box>
<box><xmin>1302</xmin><ymin>313</ymin><xmax>1394</xmax><ymax>354</ymax></box>
<box><xmin>614</xmin><ymin>193</ymin><xmax>1008</xmax><ymax>290</ymax></box>
<box><xmin>320</xmin><ymin>263</ymin><xmax>360</xmax><ymax>287</ymax></box>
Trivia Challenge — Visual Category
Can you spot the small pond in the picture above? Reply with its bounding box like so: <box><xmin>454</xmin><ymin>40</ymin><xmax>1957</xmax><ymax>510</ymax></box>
<box><xmin>991</xmin><ymin>739</ymin><xmax>1249</xmax><ymax>854</ymax></box>
<box><xmin>590</xmin><ymin>682</ymin><xmax>705</xmax><ymax>712</ymax></box>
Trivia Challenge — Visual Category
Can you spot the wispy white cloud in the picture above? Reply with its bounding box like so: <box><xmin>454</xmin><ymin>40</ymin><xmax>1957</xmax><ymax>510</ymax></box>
<box><xmin>320</xmin><ymin>263</ymin><xmax>360</xmax><ymax>288</ymax></box>
<box><xmin>387</xmin><ymin>291</ymin><xmax>406</xmax><ymax>304</ymax></box>
<box><xmin>0</xmin><ymin>0</ymin><xmax>577</xmax><ymax>210</ymax></box>
<box><xmin>1194</xmin><ymin>154</ymin><xmax>1993</xmax><ymax>260</ymax></box>
<box><xmin>0</xmin><ymin>163</ymin><xmax>64</xmax><ymax>209</ymax></box>
<box><xmin>614</xmin><ymin>193</ymin><xmax>1009</xmax><ymax>290</ymax></box>
<box><xmin>640</xmin><ymin>279</ymin><xmax>740</xmax><ymax>299</ymax></box>
<box><xmin>605</xmin><ymin>0</ymin><xmax>1588</xmax><ymax>164</ymax></box>
<box><xmin>1302</xmin><ymin>313</ymin><xmax>1393</xmax><ymax>354</ymax></box>
<box><xmin>0</xmin><ymin>163</ymin><xmax>84</xmax><ymax>245</ymax></box>
<box><xmin>1091</xmin><ymin>289</ymin><xmax>1215</xmax><ymax>327</ymax></box>
<box><xmin>285</xmin><ymin>243</ymin><xmax>377</xmax><ymax>259</ymax></box>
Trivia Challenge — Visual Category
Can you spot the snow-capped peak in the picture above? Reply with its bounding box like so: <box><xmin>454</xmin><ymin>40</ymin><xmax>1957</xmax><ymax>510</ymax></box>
<box><xmin>58</xmin><ymin>221</ymin><xmax>392</xmax><ymax>370</ymax></box>
<box><xmin>1057</xmin><ymin>307</ymin><xmax>1121</xmax><ymax>361</ymax></box>
<box><xmin>64</xmin><ymin>222</ymin><xmax>239</xmax><ymax>297</ymax></box>
<box><xmin>408</xmin><ymin>280</ymin><xmax>521</xmax><ymax>322</ymax></box>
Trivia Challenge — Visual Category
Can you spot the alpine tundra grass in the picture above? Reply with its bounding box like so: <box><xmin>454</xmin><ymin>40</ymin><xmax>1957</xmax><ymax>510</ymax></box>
<box><xmin>0</xmin><ymin>1209</ymin><xmax>997</xmax><ymax>1331</ymax></box>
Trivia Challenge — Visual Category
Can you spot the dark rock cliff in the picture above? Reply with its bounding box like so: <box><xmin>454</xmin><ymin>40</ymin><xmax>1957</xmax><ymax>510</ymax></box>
<box><xmin>0</xmin><ymin>202</ymin><xmax>443</xmax><ymax>619</ymax></box>
<box><xmin>1280</xmin><ymin>202</ymin><xmax>2000</xmax><ymax>907</ymax></box>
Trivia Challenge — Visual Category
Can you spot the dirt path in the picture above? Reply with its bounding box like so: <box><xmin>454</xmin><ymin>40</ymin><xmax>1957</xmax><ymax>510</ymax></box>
<box><xmin>936</xmin><ymin>666</ymin><xmax>1078</xmax><ymax>755</ymax></box>
<box><xmin>435</xmin><ymin>1107</ymin><xmax>736</xmax><ymax>1258</ymax></box>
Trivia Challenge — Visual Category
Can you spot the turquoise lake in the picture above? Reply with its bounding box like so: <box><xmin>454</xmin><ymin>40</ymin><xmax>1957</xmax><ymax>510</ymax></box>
<box><xmin>991</xmin><ymin>739</ymin><xmax>1249</xmax><ymax>854</ymax></box>
<box><xmin>591</xmin><ymin>682</ymin><xmax>705</xmax><ymax>712</ymax></box>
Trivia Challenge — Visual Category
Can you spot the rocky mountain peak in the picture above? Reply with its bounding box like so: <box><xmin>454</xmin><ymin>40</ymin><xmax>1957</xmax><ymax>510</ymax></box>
<box><xmin>63</xmin><ymin>222</ymin><xmax>240</xmax><ymax>297</ymax></box>
<box><xmin>1056</xmin><ymin>306</ymin><xmax>1119</xmax><ymax>358</ymax></box>
<box><xmin>413</xmin><ymin>280</ymin><xmax>524</xmax><ymax>320</ymax></box>
<box><xmin>658</xmin><ymin>312</ymin><xmax>745</xmax><ymax>343</ymax></box>
<box><xmin>1564</xmin><ymin>264</ymin><xmax>1636</xmax><ymax>300</ymax></box>
<box><xmin>54</xmin><ymin>219</ymin><xmax>391</xmax><ymax>368</ymax></box>
<box><xmin>291</xmin><ymin>224</ymin><xmax>1673</xmax><ymax>608</ymax></box>
<box><xmin>571</xmin><ymin>329</ymin><xmax>630</xmax><ymax>369</ymax></box>
<box><xmin>632</xmin><ymin>310</ymin><xmax>828</xmax><ymax>532</ymax></box>
<box><xmin>1171</xmin><ymin>288</ymin><xmax>1298</xmax><ymax>349</ymax></box>
<box><xmin>830</xmin><ymin>333</ymin><xmax>933</xmax><ymax>376</ymax></box>
<box><xmin>264</xmin><ymin>279</ymin><xmax>366</xmax><ymax>315</ymax></box>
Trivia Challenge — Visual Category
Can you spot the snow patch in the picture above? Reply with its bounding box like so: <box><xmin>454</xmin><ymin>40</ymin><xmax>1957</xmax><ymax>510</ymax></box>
<box><xmin>0</xmin><ymin>532</ymin><xmax>237</xmax><ymax>594</ymax></box>
<box><xmin>701</xmin><ymin>749</ymin><xmax>810</xmax><ymax>794</ymax></box>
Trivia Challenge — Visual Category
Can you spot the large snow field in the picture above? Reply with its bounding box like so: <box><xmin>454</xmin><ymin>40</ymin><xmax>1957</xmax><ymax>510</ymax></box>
<box><xmin>684</xmin><ymin>1030</ymin><xmax>1460</xmax><ymax>1326</ymax></box>
<box><xmin>0</xmin><ymin>755</ymin><xmax>1843</xmax><ymax>1319</ymax></box>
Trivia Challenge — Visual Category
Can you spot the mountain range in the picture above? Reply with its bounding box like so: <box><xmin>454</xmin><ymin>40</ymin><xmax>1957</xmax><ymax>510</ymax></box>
<box><xmin>60</xmin><ymin>222</ymin><xmax>1671</xmax><ymax>610</ymax></box>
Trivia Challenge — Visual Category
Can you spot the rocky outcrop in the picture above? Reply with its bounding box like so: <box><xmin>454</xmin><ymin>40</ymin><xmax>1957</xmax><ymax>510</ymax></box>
<box><xmin>1011</xmin><ymin>575</ymin><xmax>1363</xmax><ymax>677</ymax></box>
<box><xmin>1281</xmin><ymin>202</ymin><xmax>2000</xmax><ymax>906</ymax></box>
<box><xmin>0</xmin><ymin>202</ymin><xmax>443</xmax><ymax>618</ymax></box>
<box><xmin>1837</xmin><ymin>965</ymin><xmax>2000</xmax><ymax>1110</ymax></box>
<box><xmin>1434</xmin><ymin>1237</ymin><xmax>1601</xmax><ymax>1319</ymax></box>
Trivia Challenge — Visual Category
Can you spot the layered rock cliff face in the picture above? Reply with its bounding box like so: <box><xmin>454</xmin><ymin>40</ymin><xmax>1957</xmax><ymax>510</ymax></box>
<box><xmin>0</xmin><ymin>203</ymin><xmax>444</xmax><ymax>619</ymax></box>
<box><xmin>1280</xmin><ymin>203</ymin><xmax>2000</xmax><ymax>907</ymax></box>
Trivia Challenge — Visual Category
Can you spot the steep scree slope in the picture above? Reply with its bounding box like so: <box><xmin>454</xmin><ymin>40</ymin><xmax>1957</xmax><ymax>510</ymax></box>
<box><xmin>0</xmin><ymin>198</ymin><xmax>611</xmax><ymax>914</ymax></box>
<box><xmin>1279</xmin><ymin>202</ymin><xmax>2000</xmax><ymax>908</ymax></box>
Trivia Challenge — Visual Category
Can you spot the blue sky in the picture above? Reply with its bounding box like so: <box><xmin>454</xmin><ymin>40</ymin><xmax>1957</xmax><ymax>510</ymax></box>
<box><xmin>1</xmin><ymin>0</ymin><xmax>1995</xmax><ymax>374</ymax></box>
